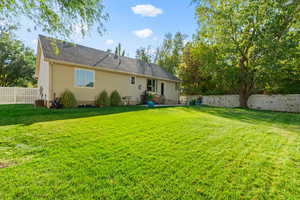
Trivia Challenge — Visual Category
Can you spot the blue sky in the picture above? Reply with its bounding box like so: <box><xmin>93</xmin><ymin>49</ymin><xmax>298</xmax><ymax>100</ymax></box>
<box><xmin>15</xmin><ymin>0</ymin><xmax>197</xmax><ymax>57</ymax></box>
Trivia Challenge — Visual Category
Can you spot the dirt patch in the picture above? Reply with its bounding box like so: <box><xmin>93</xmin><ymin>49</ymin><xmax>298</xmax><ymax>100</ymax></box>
<box><xmin>0</xmin><ymin>162</ymin><xmax>12</xmax><ymax>169</ymax></box>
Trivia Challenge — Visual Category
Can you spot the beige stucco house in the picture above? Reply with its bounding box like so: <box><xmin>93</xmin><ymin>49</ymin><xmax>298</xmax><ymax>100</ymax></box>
<box><xmin>35</xmin><ymin>35</ymin><xmax>180</xmax><ymax>106</ymax></box>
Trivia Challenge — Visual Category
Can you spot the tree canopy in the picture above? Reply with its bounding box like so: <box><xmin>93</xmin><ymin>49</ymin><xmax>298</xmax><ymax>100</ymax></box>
<box><xmin>155</xmin><ymin>32</ymin><xmax>187</xmax><ymax>75</ymax></box>
<box><xmin>179</xmin><ymin>42</ymin><xmax>217</xmax><ymax>95</ymax></box>
<box><xmin>192</xmin><ymin>0</ymin><xmax>300</xmax><ymax>107</ymax></box>
<box><xmin>136</xmin><ymin>46</ymin><xmax>153</xmax><ymax>64</ymax></box>
<box><xmin>115</xmin><ymin>43</ymin><xmax>126</xmax><ymax>57</ymax></box>
<box><xmin>0</xmin><ymin>28</ymin><xmax>36</xmax><ymax>87</ymax></box>
<box><xmin>0</xmin><ymin>0</ymin><xmax>108</xmax><ymax>37</ymax></box>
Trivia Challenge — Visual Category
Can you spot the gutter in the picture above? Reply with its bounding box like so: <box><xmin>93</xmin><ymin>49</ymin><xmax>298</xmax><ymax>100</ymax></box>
<box><xmin>45</xmin><ymin>58</ymin><xmax>182</xmax><ymax>83</ymax></box>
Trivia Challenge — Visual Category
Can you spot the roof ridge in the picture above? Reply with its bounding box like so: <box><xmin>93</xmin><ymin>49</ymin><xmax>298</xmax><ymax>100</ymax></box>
<box><xmin>38</xmin><ymin>35</ymin><xmax>180</xmax><ymax>81</ymax></box>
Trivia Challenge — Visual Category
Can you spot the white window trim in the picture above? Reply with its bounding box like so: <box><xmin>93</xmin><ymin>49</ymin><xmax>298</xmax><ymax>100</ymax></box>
<box><xmin>74</xmin><ymin>68</ymin><xmax>95</xmax><ymax>89</ymax></box>
<box><xmin>147</xmin><ymin>79</ymin><xmax>158</xmax><ymax>93</ymax></box>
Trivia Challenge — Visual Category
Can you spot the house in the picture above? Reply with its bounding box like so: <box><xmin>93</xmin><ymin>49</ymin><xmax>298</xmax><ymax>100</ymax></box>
<box><xmin>35</xmin><ymin>35</ymin><xmax>180</xmax><ymax>107</ymax></box>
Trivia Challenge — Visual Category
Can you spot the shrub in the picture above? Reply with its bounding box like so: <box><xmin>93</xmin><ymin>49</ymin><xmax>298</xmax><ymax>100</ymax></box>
<box><xmin>146</xmin><ymin>93</ymin><xmax>154</xmax><ymax>101</ymax></box>
<box><xmin>60</xmin><ymin>90</ymin><xmax>77</xmax><ymax>108</ymax></box>
<box><xmin>189</xmin><ymin>99</ymin><xmax>196</xmax><ymax>105</ymax></box>
<box><xmin>110</xmin><ymin>90</ymin><xmax>122</xmax><ymax>106</ymax></box>
<box><xmin>96</xmin><ymin>90</ymin><xmax>110</xmax><ymax>107</ymax></box>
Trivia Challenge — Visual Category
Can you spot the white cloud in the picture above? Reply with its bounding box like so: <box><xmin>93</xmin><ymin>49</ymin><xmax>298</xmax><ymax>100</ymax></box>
<box><xmin>105</xmin><ymin>39</ymin><xmax>114</xmax><ymax>45</ymax></box>
<box><xmin>133</xmin><ymin>28</ymin><xmax>153</xmax><ymax>38</ymax></box>
<box><xmin>131</xmin><ymin>4</ymin><xmax>163</xmax><ymax>17</ymax></box>
<box><xmin>32</xmin><ymin>39</ymin><xmax>38</xmax><ymax>45</ymax></box>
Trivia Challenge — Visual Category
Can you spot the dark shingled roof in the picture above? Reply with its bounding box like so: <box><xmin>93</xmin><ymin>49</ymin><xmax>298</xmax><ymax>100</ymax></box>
<box><xmin>39</xmin><ymin>35</ymin><xmax>180</xmax><ymax>82</ymax></box>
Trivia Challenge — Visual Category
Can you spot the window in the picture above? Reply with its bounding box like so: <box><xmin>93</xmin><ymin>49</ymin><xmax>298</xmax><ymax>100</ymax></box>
<box><xmin>75</xmin><ymin>68</ymin><xmax>95</xmax><ymax>88</ymax></box>
<box><xmin>147</xmin><ymin>79</ymin><xmax>157</xmax><ymax>92</ymax></box>
<box><xmin>131</xmin><ymin>77</ymin><xmax>135</xmax><ymax>85</ymax></box>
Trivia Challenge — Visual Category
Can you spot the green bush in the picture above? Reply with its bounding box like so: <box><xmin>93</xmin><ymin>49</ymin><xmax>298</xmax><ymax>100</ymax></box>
<box><xmin>146</xmin><ymin>93</ymin><xmax>154</xmax><ymax>101</ymax></box>
<box><xmin>189</xmin><ymin>99</ymin><xmax>197</xmax><ymax>106</ymax></box>
<box><xmin>60</xmin><ymin>90</ymin><xmax>77</xmax><ymax>108</ymax></box>
<box><xmin>110</xmin><ymin>90</ymin><xmax>122</xmax><ymax>106</ymax></box>
<box><xmin>96</xmin><ymin>90</ymin><xmax>110</xmax><ymax>107</ymax></box>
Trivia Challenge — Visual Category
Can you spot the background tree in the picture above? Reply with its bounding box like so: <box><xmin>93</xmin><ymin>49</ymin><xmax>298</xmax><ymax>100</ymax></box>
<box><xmin>0</xmin><ymin>28</ymin><xmax>36</xmax><ymax>87</ymax></box>
<box><xmin>179</xmin><ymin>42</ymin><xmax>217</xmax><ymax>95</ymax></box>
<box><xmin>135</xmin><ymin>46</ymin><xmax>153</xmax><ymax>63</ymax></box>
<box><xmin>155</xmin><ymin>32</ymin><xmax>187</xmax><ymax>75</ymax></box>
<box><xmin>115</xmin><ymin>43</ymin><xmax>125</xmax><ymax>57</ymax></box>
<box><xmin>0</xmin><ymin>0</ymin><xmax>108</xmax><ymax>37</ymax></box>
<box><xmin>193</xmin><ymin>0</ymin><xmax>300</xmax><ymax>107</ymax></box>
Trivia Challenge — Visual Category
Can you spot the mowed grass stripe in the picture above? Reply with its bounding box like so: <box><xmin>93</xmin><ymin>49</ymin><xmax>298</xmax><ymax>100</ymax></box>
<box><xmin>0</xmin><ymin>105</ymin><xmax>299</xmax><ymax>199</ymax></box>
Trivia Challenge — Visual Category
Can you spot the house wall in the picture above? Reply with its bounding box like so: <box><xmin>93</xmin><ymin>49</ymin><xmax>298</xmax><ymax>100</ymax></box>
<box><xmin>161</xmin><ymin>81</ymin><xmax>180</xmax><ymax>104</ymax></box>
<box><xmin>37</xmin><ymin>51</ymin><xmax>50</xmax><ymax>101</ymax></box>
<box><xmin>51</xmin><ymin>63</ymin><xmax>179</xmax><ymax>105</ymax></box>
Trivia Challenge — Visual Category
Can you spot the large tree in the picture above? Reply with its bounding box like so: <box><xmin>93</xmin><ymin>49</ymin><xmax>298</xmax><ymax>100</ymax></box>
<box><xmin>0</xmin><ymin>28</ymin><xmax>36</xmax><ymax>87</ymax></box>
<box><xmin>155</xmin><ymin>32</ymin><xmax>187</xmax><ymax>75</ymax></box>
<box><xmin>0</xmin><ymin>0</ymin><xmax>108</xmax><ymax>37</ymax></box>
<box><xmin>193</xmin><ymin>0</ymin><xmax>300</xmax><ymax>107</ymax></box>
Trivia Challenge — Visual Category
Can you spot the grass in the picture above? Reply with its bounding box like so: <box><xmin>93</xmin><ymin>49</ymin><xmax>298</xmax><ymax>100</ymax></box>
<box><xmin>0</xmin><ymin>104</ymin><xmax>299</xmax><ymax>200</ymax></box>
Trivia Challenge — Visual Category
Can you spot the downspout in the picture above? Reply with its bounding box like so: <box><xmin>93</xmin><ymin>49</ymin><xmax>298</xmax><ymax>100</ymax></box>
<box><xmin>48</xmin><ymin>62</ymin><xmax>53</xmax><ymax>107</ymax></box>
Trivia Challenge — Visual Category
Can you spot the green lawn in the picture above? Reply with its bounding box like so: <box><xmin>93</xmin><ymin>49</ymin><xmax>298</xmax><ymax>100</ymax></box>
<box><xmin>0</xmin><ymin>105</ymin><xmax>299</xmax><ymax>200</ymax></box>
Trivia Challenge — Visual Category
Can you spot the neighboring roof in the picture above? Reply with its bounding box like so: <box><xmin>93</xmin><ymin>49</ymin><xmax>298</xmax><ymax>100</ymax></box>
<box><xmin>39</xmin><ymin>35</ymin><xmax>180</xmax><ymax>82</ymax></box>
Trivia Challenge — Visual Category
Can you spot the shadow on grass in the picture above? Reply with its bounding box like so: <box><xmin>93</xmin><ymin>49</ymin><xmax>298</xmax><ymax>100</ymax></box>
<box><xmin>188</xmin><ymin>105</ymin><xmax>300</xmax><ymax>130</ymax></box>
<box><xmin>0</xmin><ymin>104</ymin><xmax>156</xmax><ymax>126</ymax></box>
<box><xmin>1</xmin><ymin>104</ymin><xmax>299</xmax><ymax>131</ymax></box>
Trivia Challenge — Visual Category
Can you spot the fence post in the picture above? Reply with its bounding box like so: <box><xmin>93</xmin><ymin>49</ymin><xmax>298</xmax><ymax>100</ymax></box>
<box><xmin>14</xmin><ymin>87</ymin><xmax>17</xmax><ymax>104</ymax></box>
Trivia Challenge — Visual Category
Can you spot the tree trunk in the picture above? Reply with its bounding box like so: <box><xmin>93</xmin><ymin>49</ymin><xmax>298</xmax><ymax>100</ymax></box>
<box><xmin>239</xmin><ymin>89</ymin><xmax>251</xmax><ymax>108</ymax></box>
<box><xmin>238</xmin><ymin>56</ymin><xmax>252</xmax><ymax>108</ymax></box>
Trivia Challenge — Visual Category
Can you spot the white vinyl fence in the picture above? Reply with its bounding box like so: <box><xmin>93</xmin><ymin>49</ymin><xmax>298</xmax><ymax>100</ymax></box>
<box><xmin>181</xmin><ymin>94</ymin><xmax>300</xmax><ymax>113</ymax></box>
<box><xmin>0</xmin><ymin>87</ymin><xmax>39</xmax><ymax>105</ymax></box>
